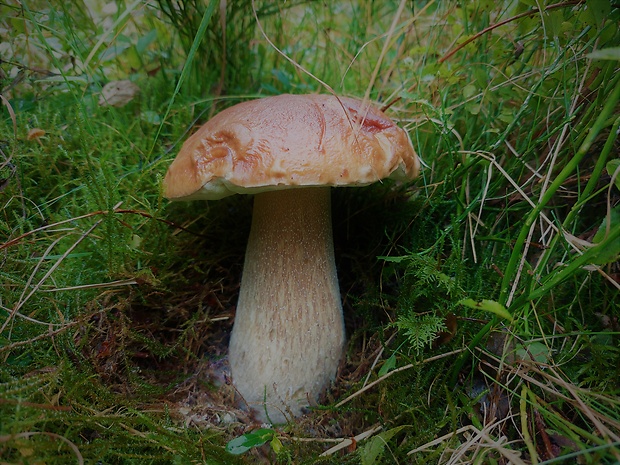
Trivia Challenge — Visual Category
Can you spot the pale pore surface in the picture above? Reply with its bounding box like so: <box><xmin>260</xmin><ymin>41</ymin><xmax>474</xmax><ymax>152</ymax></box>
<box><xmin>228</xmin><ymin>187</ymin><xmax>345</xmax><ymax>422</ymax></box>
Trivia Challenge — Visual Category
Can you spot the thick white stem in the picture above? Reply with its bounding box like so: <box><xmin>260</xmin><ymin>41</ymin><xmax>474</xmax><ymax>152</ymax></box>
<box><xmin>228</xmin><ymin>187</ymin><xmax>345</xmax><ymax>423</ymax></box>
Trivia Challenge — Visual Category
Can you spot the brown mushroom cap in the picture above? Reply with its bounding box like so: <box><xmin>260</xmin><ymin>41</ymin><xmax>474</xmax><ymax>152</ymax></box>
<box><xmin>163</xmin><ymin>94</ymin><xmax>419</xmax><ymax>200</ymax></box>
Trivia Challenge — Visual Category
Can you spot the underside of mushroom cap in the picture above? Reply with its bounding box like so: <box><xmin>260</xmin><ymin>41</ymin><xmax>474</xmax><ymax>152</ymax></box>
<box><xmin>163</xmin><ymin>94</ymin><xmax>419</xmax><ymax>200</ymax></box>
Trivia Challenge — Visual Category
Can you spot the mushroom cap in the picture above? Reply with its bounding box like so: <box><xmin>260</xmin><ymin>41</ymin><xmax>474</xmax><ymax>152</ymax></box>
<box><xmin>163</xmin><ymin>94</ymin><xmax>419</xmax><ymax>200</ymax></box>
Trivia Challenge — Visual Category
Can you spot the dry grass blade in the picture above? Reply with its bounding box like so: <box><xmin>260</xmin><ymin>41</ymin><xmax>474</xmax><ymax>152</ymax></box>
<box><xmin>446</xmin><ymin>422</ymin><xmax>524</xmax><ymax>465</ymax></box>
<box><xmin>335</xmin><ymin>348</ymin><xmax>464</xmax><ymax>408</ymax></box>
<box><xmin>408</xmin><ymin>425</ymin><xmax>475</xmax><ymax>455</ymax></box>
<box><xmin>408</xmin><ymin>420</ymin><xmax>526</xmax><ymax>465</ymax></box>
<box><xmin>1</xmin><ymin>219</ymin><xmax>103</xmax><ymax>335</ymax></box>
<box><xmin>0</xmin><ymin>303</ymin><xmax>65</xmax><ymax>326</ymax></box>
<box><xmin>318</xmin><ymin>423</ymin><xmax>383</xmax><ymax>457</ymax></box>
<box><xmin>39</xmin><ymin>279</ymin><xmax>138</xmax><ymax>293</ymax></box>
<box><xmin>361</xmin><ymin>0</ymin><xmax>408</xmax><ymax>104</ymax></box>
<box><xmin>0</xmin><ymin>398</ymin><xmax>72</xmax><ymax>411</ymax></box>
<box><xmin>1</xmin><ymin>212</ymin><xmax>106</xmax><ymax>252</ymax></box>
<box><xmin>381</xmin><ymin>1</ymin><xmax>584</xmax><ymax>111</ymax></box>
<box><xmin>543</xmin><ymin>366</ymin><xmax>620</xmax><ymax>443</ymax></box>
<box><xmin>480</xmin><ymin>346</ymin><xmax>620</xmax><ymax>459</ymax></box>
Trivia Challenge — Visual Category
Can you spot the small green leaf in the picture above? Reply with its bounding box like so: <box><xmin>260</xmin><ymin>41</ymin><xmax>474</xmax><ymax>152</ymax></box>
<box><xmin>591</xmin><ymin>206</ymin><xmax>620</xmax><ymax>265</ymax></box>
<box><xmin>541</xmin><ymin>10</ymin><xmax>563</xmax><ymax>38</ymax></box>
<box><xmin>463</xmin><ymin>83</ymin><xmax>477</xmax><ymax>99</ymax></box>
<box><xmin>225</xmin><ymin>428</ymin><xmax>275</xmax><ymax>455</ymax></box>
<box><xmin>378</xmin><ymin>354</ymin><xmax>396</xmax><ymax>377</ymax></box>
<box><xmin>360</xmin><ymin>437</ymin><xmax>386</xmax><ymax>465</ymax></box>
<box><xmin>516</xmin><ymin>341</ymin><xmax>550</xmax><ymax>364</ymax></box>
<box><xmin>459</xmin><ymin>298</ymin><xmax>514</xmax><ymax>322</ymax></box>
<box><xmin>136</xmin><ymin>29</ymin><xmax>158</xmax><ymax>54</ymax></box>
<box><xmin>141</xmin><ymin>110</ymin><xmax>162</xmax><ymax>125</ymax></box>
<box><xmin>607</xmin><ymin>159</ymin><xmax>620</xmax><ymax>190</ymax></box>
<box><xmin>359</xmin><ymin>426</ymin><xmax>408</xmax><ymax>465</ymax></box>
<box><xmin>465</xmin><ymin>102</ymin><xmax>481</xmax><ymax>115</ymax></box>
<box><xmin>99</xmin><ymin>43</ymin><xmax>132</xmax><ymax>62</ymax></box>
<box><xmin>270</xmin><ymin>436</ymin><xmax>283</xmax><ymax>454</ymax></box>
<box><xmin>130</xmin><ymin>234</ymin><xmax>142</xmax><ymax>249</ymax></box>
<box><xmin>586</xmin><ymin>0</ymin><xmax>611</xmax><ymax>28</ymax></box>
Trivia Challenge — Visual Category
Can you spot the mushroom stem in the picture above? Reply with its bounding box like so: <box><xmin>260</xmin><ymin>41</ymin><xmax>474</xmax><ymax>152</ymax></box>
<box><xmin>229</xmin><ymin>187</ymin><xmax>345</xmax><ymax>423</ymax></box>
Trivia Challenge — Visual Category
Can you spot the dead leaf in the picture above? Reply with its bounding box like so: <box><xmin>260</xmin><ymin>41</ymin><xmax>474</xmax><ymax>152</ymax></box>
<box><xmin>99</xmin><ymin>80</ymin><xmax>140</xmax><ymax>107</ymax></box>
<box><xmin>433</xmin><ymin>313</ymin><xmax>457</xmax><ymax>347</ymax></box>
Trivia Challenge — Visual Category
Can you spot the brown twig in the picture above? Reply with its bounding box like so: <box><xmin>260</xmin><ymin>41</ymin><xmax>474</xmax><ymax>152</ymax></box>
<box><xmin>335</xmin><ymin>348</ymin><xmax>464</xmax><ymax>407</ymax></box>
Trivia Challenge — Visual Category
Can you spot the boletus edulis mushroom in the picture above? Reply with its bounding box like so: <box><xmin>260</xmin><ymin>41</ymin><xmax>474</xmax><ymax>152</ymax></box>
<box><xmin>163</xmin><ymin>94</ymin><xmax>419</xmax><ymax>423</ymax></box>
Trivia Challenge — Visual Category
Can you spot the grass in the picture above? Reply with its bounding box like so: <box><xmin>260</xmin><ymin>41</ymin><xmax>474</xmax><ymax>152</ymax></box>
<box><xmin>1</xmin><ymin>0</ymin><xmax>620</xmax><ymax>463</ymax></box>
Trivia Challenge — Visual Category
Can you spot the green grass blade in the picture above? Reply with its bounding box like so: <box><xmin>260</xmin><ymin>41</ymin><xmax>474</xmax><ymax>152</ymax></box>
<box><xmin>148</xmin><ymin>0</ymin><xmax>219</xmax><ymax>159</ymax></box>
<box><xmin>499</xmin><ymin>73</ymin><xmax>620</xmax><ymax>306</ymax></box>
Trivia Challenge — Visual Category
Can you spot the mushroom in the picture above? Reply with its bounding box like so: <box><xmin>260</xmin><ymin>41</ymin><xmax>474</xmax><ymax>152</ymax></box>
<box><xmin>27</xmin><ymin>128</ymin><xmax>46</xmax><ymax>147</ymax></box>
<box><xmin>163</xmin><ymin>94</ymin><xmax>419</xmax><ymax>423</ymax></box>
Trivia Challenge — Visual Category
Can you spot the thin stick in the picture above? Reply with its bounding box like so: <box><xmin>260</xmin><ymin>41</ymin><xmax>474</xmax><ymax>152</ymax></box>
<box><xmin>335</xmin><ymin>349</ymin><xmax>463</xmax><ymax>407</ymax></box>
<box><xmin>408</xmin><ymin>425</ymin><xmax>476</xmax><ymax>454</ymax></box>
<box><xmin>40</xmin><ymin>279</ymin><xmax>138</xmax><ymax>293</ymax></box>
<box><xmin>318</xmin><ymin>424</ymin><xmax>383</xmax><ymax>457</ymax></box>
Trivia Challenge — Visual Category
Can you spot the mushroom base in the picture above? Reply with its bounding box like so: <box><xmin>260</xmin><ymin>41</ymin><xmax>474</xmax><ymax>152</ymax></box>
<box><xmin>228</xmin><ymin>187</ymin><xmax>345</xmax><ymax>423</ymax></box>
